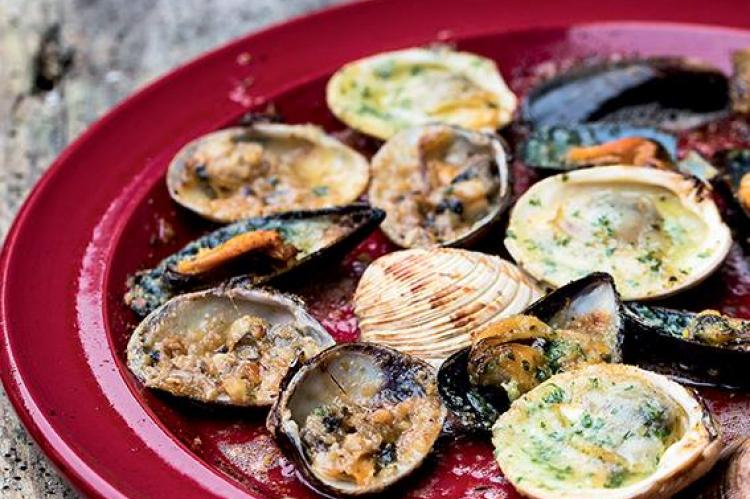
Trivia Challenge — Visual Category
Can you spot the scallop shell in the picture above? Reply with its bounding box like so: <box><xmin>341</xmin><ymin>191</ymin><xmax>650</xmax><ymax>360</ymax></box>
<box><xmin>354</xmin><ymin>248</ymin><xmax>542</xmax><ymax>363</ymax></box>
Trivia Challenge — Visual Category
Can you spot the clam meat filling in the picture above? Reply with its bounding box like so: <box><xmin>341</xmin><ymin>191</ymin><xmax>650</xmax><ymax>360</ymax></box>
<box><xmin>370</xmin><ymin>125</ymin><xmax>504</xmax><ymax>247</ymax></box>
<box><xmin>506</xmin><ymin>167</ymin><xmax>731</xmax><ymax>300</ymax></box>
<box><xmin>170</xmin><ymin>125</ymin><xmax>369</xmax><ymax>222</ymax></box>
<box><xmin>493</xmin><ymin>367</ymin><xmax>693</xmax><ymax>493</ymax></box>
<box><xmin>140</xmin><ymin>314</ymin><xmax>322</xmax><ymax>405</ymax></box>
<box><xmin>299</xmin><ymin>395</ymin><xmax>444</xmax><ymax>487</ymax></box>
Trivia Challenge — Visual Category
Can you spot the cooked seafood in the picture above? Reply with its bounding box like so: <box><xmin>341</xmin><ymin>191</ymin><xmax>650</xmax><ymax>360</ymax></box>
<box><xmin>521</xmin><ymin>124</ymin><xmax>677</xmax><ymax>170</ymax></box>
<box><xmin>354</xmin><ymin>248</ymin><xmax>541</xmax><ymax>364</ymax></box>
<box><xmin>125</xmin><ymin>205</ymin><xmax>384</xmax><ymax>317</ymax></box>
<box><xmin>731</xmin><ymin>48</ymin><xmax>750</xmax><ymax>114</ymax></box>
<box><xmin>267</xmin><ymin>343</ymin><xmax>446</xmax><ymax>496</ymax></box>
<box><xmin>625</xmin><ymin>303</ymin><xmax>750</xmax><ymax>387</ymax></box>
<box><xmin>493</xmin><ymin>364</ymin><xmax>721</xmax><ymax>499</ymax></box>
<box><xmin>166</xmin><ymin>124</ymin><xmax>370</xmax><ymax>222</ymax></box>
<box><xmin>326</xmin><ymin>46</ymin><xmax>517</xmax><ymax>139</ymax></box>
<box><xmin>369</xmin><ymin>124</ymin><xmax>511</xmax><ymax>247</ymax></box>
<box><xmin>717</xmin><ymin>149</ymin><xmax>750</xmax><ymax>219</ymax></box>
<box><xmin>127</xmin><ymin>286</ymin><xmax>334</xmax><ymax>407</ymax></box>
<box><xmin>522</xmin><ymin>58</ymin><xmax>729</xmax><ymax>131</ymax></box>
<box><xmin>505</xmin><ymin>166</ymin><xmax>732</xmax><ymax>300</ymax></box>
<box><xmin>438</xmin><ymin>273</ymin><xmax>622</xmax><ymax>432</ymax></box>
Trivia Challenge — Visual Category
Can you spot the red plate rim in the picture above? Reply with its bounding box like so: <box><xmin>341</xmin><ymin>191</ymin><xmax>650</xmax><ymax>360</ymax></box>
<box><xmin>3</xmin><ymin>0</ymin><xmax>750</xmax><ymax>497</ymax></box>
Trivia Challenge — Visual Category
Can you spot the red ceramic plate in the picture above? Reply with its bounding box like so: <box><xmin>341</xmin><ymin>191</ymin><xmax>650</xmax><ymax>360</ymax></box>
<box><xmin>4</xmin><ymin>0</ymin><xmax>750</xmax><ymax>497</ymax></box>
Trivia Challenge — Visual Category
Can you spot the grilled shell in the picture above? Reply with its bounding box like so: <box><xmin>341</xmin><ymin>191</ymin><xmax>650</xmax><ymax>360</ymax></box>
<box><xmin>354</xmin><ymin>248</ymin><xmax>541</xmax><ymax>364</ymax></box>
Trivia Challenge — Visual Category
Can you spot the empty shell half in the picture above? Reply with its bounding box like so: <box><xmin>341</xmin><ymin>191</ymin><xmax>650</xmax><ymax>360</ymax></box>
<box><xmin>353</xmin><ymin>248</ymin><xmax>542</xmax><ymax>364</ymax></box>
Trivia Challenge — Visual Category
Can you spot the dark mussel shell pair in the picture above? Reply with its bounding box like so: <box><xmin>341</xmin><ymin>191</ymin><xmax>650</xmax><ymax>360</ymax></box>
<box><xmin>438</xmin><ymin>272</ymin><xmax>624</xmax><ymax>433</ymax></box>
<box><xmin>125</xmin><ymin>204</ymin><xmax>384</xmax><ymax>317</ymax></box>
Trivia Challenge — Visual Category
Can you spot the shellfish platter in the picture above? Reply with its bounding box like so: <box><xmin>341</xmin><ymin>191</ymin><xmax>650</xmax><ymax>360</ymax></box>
<box><xmin>5</xmin><ymin>3</ymin><xmax>750</xmax><ymax>499</ymax></box>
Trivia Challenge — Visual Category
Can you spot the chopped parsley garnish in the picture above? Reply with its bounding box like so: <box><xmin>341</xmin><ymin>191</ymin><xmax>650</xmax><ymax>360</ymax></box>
<box><xmin>637</xmin><ymin>250</ymin><xmax>663</xmax><ymax>273</ymax></box>
<box><xmin>542</xmin><ymin>384</ymin><xmax>566</xmax><ymax>405</ymax></box>
<box><xmin>312</xmin><ymin>185</ymin><xmax>329</xmax><ymax>197</ymax></box>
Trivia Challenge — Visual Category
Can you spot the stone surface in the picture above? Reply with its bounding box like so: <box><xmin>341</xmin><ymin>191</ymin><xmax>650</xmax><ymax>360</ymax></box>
<box><xmin>0</xmin><ymin>0</ymin><xmax>344</xmax><ymax>496</ymax></box>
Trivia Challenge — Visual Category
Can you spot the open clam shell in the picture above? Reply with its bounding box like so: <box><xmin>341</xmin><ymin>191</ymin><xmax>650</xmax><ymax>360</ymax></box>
<box><xmin>369</xmin><ymin>124</ymin><xmax>511</xmax><ymax>248</ymax></box>
<box><xmin>166</xmin><ymin>123</ymin><xmax>370</xmax><ymax>222</ymax></box>
<box><xmin>326</xmin><ymin>46</ymin><xmax>517</xmax><ymax>140</ymax></box>
<box><xmin>353</xmin><ymin>248</ymin><xmax>542</xmax><ymax>364</ymax></box>
<box><xmin>438</xmin><ymin>272</ymin><xmax>623</xmax><ymax>433</ymax></box>
<box><xmin>267</xmin><ymin>343</ymin><xmax>447</xmax><ymax>497</ymax></box>
<box><xmin>493</xmin><ymin>364</ymin><xmax>721</xmax><ymax>498</ymax></box>
<box><xmin>505</xmin><ymin>165</ymin><xmax>733</xmax><ymax>300</ymax></box>
<box><xmin>125</xmin><ymin>204</ymin><xmax>384</xmax><ymax>317</ymax></box>
<box><xmin>127</xmin><ymin>285</ymin><xmax>334</xmax><ymax>407</ymax></box>
<box><xmin>522</xmin><ymin>58</ymin><xmax>729</xmax><ymax>131</ymax></box>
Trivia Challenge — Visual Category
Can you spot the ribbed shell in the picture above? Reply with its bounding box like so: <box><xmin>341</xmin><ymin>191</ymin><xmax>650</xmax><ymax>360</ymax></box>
<box><xmin>354</xmin><ymin>248</ymin><xmax>541</xmax><ymax>363</ymax></box>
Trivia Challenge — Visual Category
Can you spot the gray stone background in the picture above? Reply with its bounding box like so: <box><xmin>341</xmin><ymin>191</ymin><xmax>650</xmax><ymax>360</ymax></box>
<box><xmin>0</xmin><ymin>1</ymin><xmax>344</xmax><ymax>496</ymax></box>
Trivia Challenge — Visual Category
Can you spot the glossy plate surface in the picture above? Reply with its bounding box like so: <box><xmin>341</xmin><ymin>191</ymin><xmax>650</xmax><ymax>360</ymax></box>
<box><xmin>3</xmin><ymin>0</ymin><xmax>750</xmax><ymax>497</ymax></box>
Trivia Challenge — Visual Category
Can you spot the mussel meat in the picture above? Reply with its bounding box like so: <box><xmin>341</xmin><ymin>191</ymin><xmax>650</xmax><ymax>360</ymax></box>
<box><xmin>438</xmin><ymin>272</ymin><xmax>623</xmax><ymax>433</ymax></box>
<box><xmin>125</xmin><ymin>205</ymin><xmax>384</xmax><ymax>317</ymax></box>
<box><xmin>520</xmin><ymin>124</ymin><xmax>677</xmax><ymax>170</ymax></box>
<box><xmin>522</xmin><ymin>58</ymin><xmax>729</xmax><ymax>131</ymax></box>
<box><xmin>717</xmin><ymin>148</ymin><xmax>750</xmax><ymax>220</ymax></box>
<box><xmin>267</xmin><ymin>343</ymin><xmax>447</xmax><ymax>496</ymax></box>
<box><xmin>127</xmin><ymin>285</ymin><xmax>334</xmax><ymax>407</ymax></box>
<box><xmin>369</xmin><ymin>124</ymin><xmax>511</xmax><ymax>247</ymax></box>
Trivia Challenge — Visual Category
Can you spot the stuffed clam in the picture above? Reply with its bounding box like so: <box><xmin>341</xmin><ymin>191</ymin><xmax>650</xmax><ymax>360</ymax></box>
<box><xmin>493</xmin><ymin>364</ymin><xmax>721</xmax><ymax>499</ymax></box>
<box><xmin>438</xmin><ymin>272</ymin><xmax>623</xmax><ymax>432</ymax></box>
<box><xmin>354</xmin><ymin>248</ymin><xmax>541</xmax><ymax>364</ymax></box>
<box><xmin>505</xmin><ymin>166</ymin><xmax>732</xmax><ymax>300</ymax></box>
<box><xmin>166</xmin><ymin>123</ymin><xmax>370</xmax><ymax>222</ymax></box>
<box><xmin>326</xmin><ymin>46</ymin><xmax>517</xmax><ymax>140</ymax></box>
<box><xmin>127</xmin><ymin>286</ymin><xmax>334</xmax><ymax>407</ymax></box>
<box><xmin>267</xmin><ymin>343</ymin><xmax>447</xmax><ymax>496</ymax></box>
<box><xmin>369</xmin><ymin>124</ymin><xmax>511</xmax><ymax>247</ymax></box>
<box><xmin>125</xmin><ymin>205</ymin><xmax>384</xmax><ymax>317</ymax></box>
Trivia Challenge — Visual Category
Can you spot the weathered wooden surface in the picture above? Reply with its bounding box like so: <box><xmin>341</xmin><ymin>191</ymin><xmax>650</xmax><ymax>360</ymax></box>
<box><xmin>0</xmin><ymin>1</ymin><xmax>344</xmax><ymax>496</ymax></box>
